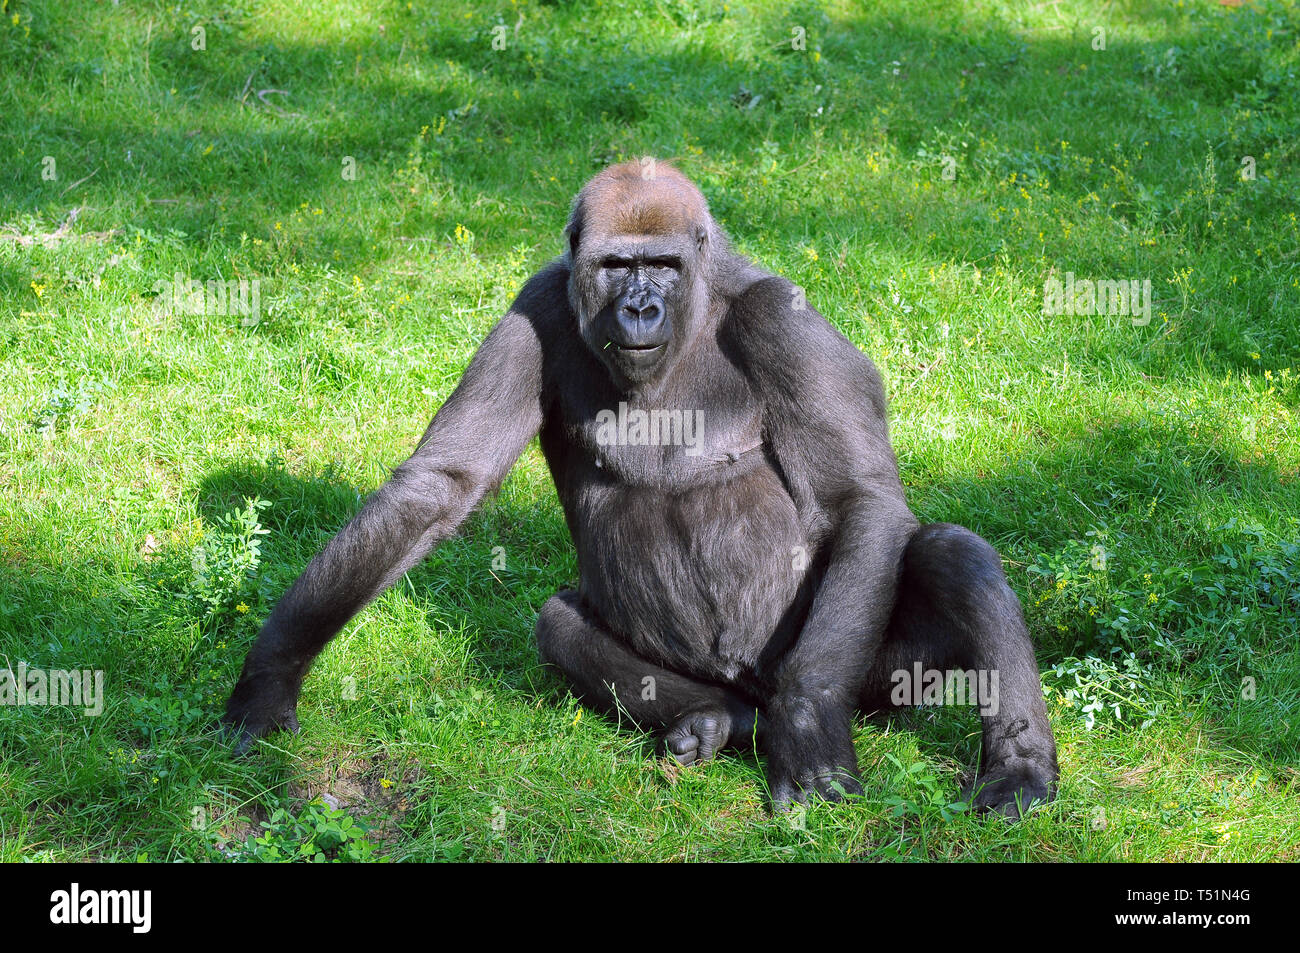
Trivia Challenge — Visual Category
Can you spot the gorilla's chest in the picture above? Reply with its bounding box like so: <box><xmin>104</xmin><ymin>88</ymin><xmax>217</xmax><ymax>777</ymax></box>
<box><xmin>552</xmin><ymin>384</ymin><xmax>812</xmax><ymax>680</ymax></box>
<box><xmin>575</xmin><ymin>400</ymin><xmax>764</xmax><ymax>488</ymax></box>
<box><xmin>561</xmin><ymin>353</ymin><xmax>766</xmax><ymax>490</ymax></box>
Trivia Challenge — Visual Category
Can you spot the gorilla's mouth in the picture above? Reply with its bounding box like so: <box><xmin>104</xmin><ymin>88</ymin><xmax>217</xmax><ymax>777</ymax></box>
<box><xmin>611</xmin><ymin>342</ymin><xmax>666</xmax><ymax>358</ymax></box>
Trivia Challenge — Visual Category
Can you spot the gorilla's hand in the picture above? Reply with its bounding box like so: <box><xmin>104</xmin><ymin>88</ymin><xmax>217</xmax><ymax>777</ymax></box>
<box><xmin>222</xmin><ymin>660</ymin><xmax>303</xmax><ymax>755</ymax></box>
<box><xmin>765</xmin><ymin>693</ymin><xmax>863</xmax><ymax>808</ymax></box>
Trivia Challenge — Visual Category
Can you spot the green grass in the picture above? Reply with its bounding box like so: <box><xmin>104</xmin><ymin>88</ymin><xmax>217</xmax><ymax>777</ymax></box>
<box><xmin>2</xmin><ymin>0</ymin><xmax>1299</xmax><ymax>861</ymax></box>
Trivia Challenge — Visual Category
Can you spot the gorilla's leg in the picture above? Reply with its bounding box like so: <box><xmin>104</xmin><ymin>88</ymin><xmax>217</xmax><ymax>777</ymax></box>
<box><xmin>536</xmin><ymin>590</ymin><xmax>763</xmax><ymax>764</ymax></box>
<box><xmin>860</xmin><ymin>523</ymin><xmax>1058</xmax><ymax>818</ymax></box>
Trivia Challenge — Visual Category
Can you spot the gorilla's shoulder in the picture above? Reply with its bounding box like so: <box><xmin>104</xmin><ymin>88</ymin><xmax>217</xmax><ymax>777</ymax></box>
<box><xmin>730</xmin><ymin>273</ymin><xmax>799</xmax><ymax>314</ymax></box>
<box><xmin>506</xmin><ymin>259</ymin><xmax>575</xmax><ymax>338</ymax></box>
<box><xmin>722</xmin><ymin>271</ymin><xmax>883</xmax><ymax>407</ymax></box>
<box><xmin>723</xmin><ymin>273</ymin><xmax>837</xmax><ymax>353</ymax></box>
<box><xmin>512</xmin><ymin>259</ymin><xmax>571</xmax><ymax>311</ymax></box>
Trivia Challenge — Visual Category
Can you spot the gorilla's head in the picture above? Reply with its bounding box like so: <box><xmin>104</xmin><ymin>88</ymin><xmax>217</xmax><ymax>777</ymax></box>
<box><xmin>565</xmin><ymin>160</ymin><xmax>720</xmax><ymax>388</ymax></box>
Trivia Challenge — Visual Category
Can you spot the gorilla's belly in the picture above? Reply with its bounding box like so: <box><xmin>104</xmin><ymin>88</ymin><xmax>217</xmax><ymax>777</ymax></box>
<box><xmin>574</xmin><ymin>463</ymin><xmax>809</xmax><ymax>684</ymax></box>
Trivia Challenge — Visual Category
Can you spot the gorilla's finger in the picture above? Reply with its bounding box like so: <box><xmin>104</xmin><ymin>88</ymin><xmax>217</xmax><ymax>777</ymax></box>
<box><xmin>815</xmin><ymin>771</ymin><xmax>863</xmax><ymax>802</ymax></box>
<box><xmin>668</xmin><ymin>741</ymin><xmax>699</xmax><ymax>764</ymax></box>
<box><xmin>665</xmin><ymin>726</ymin><xmax>700</xmax><ymax>763</ymax></box>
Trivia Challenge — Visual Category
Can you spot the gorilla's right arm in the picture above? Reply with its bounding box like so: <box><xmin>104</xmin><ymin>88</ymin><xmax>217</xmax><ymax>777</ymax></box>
<box><xmin>222</xmin><ymin>275</ymin><xmax>551</xmax><ymax>752</ymax></box>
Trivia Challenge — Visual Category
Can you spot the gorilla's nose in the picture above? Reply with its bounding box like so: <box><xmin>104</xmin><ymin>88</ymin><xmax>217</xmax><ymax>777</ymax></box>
<box><xmin>614</xmin><ymin>299</ymin><xmax>667</xmax><ymax>348</ymax></box>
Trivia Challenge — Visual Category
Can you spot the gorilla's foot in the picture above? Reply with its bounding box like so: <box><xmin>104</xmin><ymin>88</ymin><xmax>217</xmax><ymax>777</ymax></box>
<box><xmin>664</xmin><ymin>709</ymin><xmax>736</xmax><ymax>765</ymax></box>
<box><xmin>967</xmin><ymin>757</ymin><xmax>1056</xmax><ymax>819</ymax></box>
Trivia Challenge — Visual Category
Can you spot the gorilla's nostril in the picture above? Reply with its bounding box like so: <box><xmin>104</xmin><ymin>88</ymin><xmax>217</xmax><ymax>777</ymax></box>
<box><xmin>623</xmin><ymin>303</ymin><xmax>660</xmax><ymax>322</ymax></box>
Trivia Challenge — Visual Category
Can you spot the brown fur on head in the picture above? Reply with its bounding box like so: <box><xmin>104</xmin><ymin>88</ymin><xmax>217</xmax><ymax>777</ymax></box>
<box><xmin>566</xmin><ymin>160</ymin><xmax>713</xmax><ymax>253</ymax></box>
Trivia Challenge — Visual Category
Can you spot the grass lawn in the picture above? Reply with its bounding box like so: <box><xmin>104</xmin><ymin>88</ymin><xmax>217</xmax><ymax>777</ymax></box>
<box><xmin>1</xmin><ymin>0</ymin><xmax>1298</xmax><ymax>862</ymax></box>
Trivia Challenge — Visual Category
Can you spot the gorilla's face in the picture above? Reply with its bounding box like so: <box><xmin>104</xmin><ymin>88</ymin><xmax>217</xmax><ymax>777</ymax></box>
<box><xmin>570</xmin><ymin>231</ymin><xmax>707</xmax><ymax>388</ymax></box>
<box><xmin>583</xmin><ymin>243</ymin><xmax>681</xmax><ymax>383</ymax></box>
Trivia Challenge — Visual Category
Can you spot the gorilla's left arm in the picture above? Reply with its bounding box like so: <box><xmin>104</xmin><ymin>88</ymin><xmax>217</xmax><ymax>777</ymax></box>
<box><xmin>730</xmin><ymin>276</ymin><xmax>919</xmax><ymax>803</ymax></box>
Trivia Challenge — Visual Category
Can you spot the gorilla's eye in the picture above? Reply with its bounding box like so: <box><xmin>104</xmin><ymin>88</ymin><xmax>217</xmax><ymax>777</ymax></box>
<box><xmin>600</xmin><ymin>258</ymin><xmax>632</xmax><ymax>272</ymax></box>
<box><xmin>647</xmin><ymin>258</ymin><xmax>681</xmax><ymax>274</ymax></box>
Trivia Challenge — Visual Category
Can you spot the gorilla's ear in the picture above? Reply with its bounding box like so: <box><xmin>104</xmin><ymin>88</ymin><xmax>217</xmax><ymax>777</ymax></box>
<box><xmin>695</xmin><ymin>223</ymin><xmax>708</xmax><ymax>252</ymax></box>
<box><xmin>565</xmin><ymin>198</ymin><xmax>583</xmax><ymax>260</ymax></box>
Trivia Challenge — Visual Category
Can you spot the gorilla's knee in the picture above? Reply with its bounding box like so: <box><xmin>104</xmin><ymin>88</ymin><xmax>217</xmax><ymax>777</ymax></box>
<box><xmin>903</xmin><ymin>523</ymin><xmax>1016</xmax><ymax>618</ymax></box>
<box><xmin>909</xmin><ymin>523</ymin><xmax>1002</xmax><ymax>571</ymax></box>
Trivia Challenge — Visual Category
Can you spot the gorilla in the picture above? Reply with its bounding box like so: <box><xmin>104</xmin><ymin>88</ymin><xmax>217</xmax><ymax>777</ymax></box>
<box><xmin>224</xmin><ymin>159</ymin><xmax>1058</xmax><ymax>816</ymax></box>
